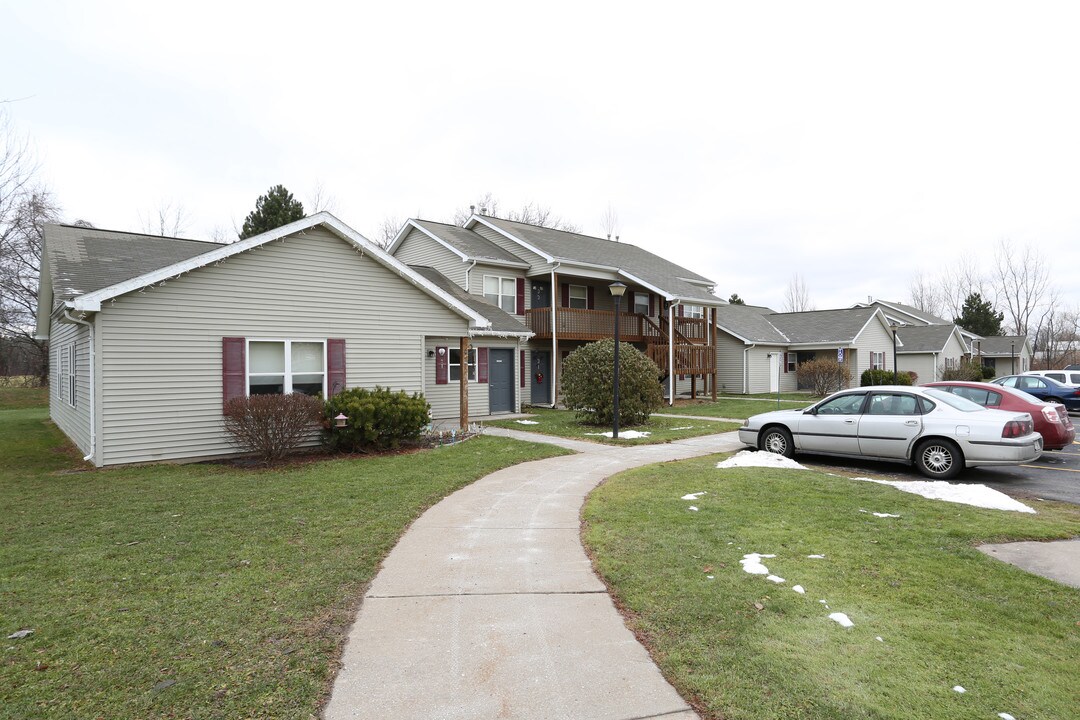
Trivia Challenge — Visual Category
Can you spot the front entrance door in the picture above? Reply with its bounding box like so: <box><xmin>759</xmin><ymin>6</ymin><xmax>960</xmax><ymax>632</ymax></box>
<box><xmin>769</xmin><ymin>352</ymin><xmax>780</xmax><ymax>393</ymax></box>
<box><xmin>530</xmin><ymin>350</ymin><xmax>551</xmax><ymax>404</ymax></box>
<box><xmin>531</xmin><ymin>281</ymin><xmax>551</xmax><ymax>309</ymax></box>
<box><xmin>488</xmin><ymin>349</ymin><xmax>515</xmax><ymax>413</ymax></box>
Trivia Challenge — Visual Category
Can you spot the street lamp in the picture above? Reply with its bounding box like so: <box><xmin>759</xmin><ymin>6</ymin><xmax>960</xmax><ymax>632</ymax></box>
<box><xmin>609</xmin><ymin>281</ymin><xmax>627</xmax><ymax>439</ymax></box>
<box><xmin>889</xmin><ymin>322</ymin><xmax>899</xmax><ymax>379</ymax></box>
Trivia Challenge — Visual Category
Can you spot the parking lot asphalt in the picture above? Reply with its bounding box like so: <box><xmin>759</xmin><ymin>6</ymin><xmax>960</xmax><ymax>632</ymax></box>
<box><xmin>800</xmin><ymin>441</ymin><xmax>1080</xmax><ymax>506</ymax></box>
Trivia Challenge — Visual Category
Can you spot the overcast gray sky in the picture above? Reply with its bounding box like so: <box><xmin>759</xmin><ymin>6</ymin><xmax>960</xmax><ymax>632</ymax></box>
<box><xmin>4</xmin><ymin>1</ymin><xmax>1078</xmax><ymax>313</ymax></box>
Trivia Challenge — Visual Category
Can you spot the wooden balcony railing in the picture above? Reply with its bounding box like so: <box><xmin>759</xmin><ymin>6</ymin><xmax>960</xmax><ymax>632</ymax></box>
<box><xmin>647</xmin><ymin>344</ymin><xmax>717</xmax><ymax>375</ymax></box>
<box><xmin>526</xmin><ymin>307</ymin><xmax>710</xmax><ymax>343</ymax></box>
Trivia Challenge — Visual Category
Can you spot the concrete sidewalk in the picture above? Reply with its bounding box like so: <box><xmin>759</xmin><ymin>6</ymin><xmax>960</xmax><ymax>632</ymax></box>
<box><xmin>324</xmin><ymin>429</ymin><xmax>743</xmax><ymax>720</ymax></box>
<box><xmin>978</xmin><ymin>538</ymin><xmax>1080</xmax><ymax>589</ymax></box>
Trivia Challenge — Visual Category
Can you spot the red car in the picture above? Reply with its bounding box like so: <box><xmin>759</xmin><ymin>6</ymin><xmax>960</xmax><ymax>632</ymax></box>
<box><xmin>926</xmin><ymin>381</ymin><xmax>1076</xmax><ymax>450</ymax></box>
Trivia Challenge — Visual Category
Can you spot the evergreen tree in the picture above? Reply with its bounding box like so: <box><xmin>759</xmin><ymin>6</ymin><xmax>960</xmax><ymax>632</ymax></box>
<box><xmin>954</xmin><ymin>292</ymin><xmax>1004</xmax><ymax>336</ymax></box>
<box><xmin>239</xmin><ymin>185</ymin><xmax>306</xmax><ymax>239</ymax></box>
<box><xmin>728</xmin><ymin>293</ymin><xmax>746</xmax><ymax>305</ymax></box>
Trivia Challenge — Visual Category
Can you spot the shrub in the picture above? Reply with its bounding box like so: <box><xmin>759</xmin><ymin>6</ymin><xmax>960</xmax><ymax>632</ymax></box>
<box><xmin>222</xmin><ymin>393</ymin><xmax>324</xmax><ymax>464</ymax></box>
<box><xmin>981</xmin><ymin>365</ymin><xmax>996</xmax><ymax>380</ymax></box>
<box><xmin>797</xmin><ymin>358</ymin><xmax>852</xmax><ymax>397</ymax></box>
<box><xmin>860</xmin><ymin>369</ymin><xmax>914</xmax><ymax>386</ymax></box>
<box><xmin>323</xmin><ymin>386</ymin><xmax>430</xmax><ymax>452</ymax></box>
<box><xmin>561</xmin><ymin>339</ymin><xmax>663</xmax><ymax>426</ymax></box>
<box><xmin>942</xmin><ymin>360</ymin><xmax>986</xmax><ymax>382</ymax></box>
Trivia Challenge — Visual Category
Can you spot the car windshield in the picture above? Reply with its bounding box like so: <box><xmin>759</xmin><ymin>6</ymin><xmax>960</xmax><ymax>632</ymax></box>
<box><xmin>922</xmin><ymin>388</ymin><xmax>984</xmax><ymax>412</ymax></box>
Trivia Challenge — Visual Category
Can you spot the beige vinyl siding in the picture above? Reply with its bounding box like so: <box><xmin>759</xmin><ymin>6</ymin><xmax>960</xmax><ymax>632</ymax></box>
<box><xmin>898</xmin><ymin>353</ymin><xmax>940</xmax><ymax>384</ymax></box>
<box><xmin>424</xmin><ymin>338</ymin><xmax>521</xmax><ymax>419</ymax></box>
<box><xmin>471</xmin><ymin>224</ymin><xmax>551</xmax><ymax>273</ymax></box>
<box><xmin>393</xmin><ymin>228</ymin><xmax>466</xmax><ymax>286</ymax></box>
<box><xmin>471</xmin><ymin>264</ymin><xmax>527</xmax><ymax>311</ymax></box>
<box><xmin>748</xmin><ymin>346</ymin><xmax>792</xmax><ymax>393</ymax></box>
<box><xmin>48</xmin><ymin>317</ymin><xmax>93</xmax><ymax>456</ymax></box>
<box><xmin>715</xmin><ymin>333</ymin><xmax>746</xmax><ymax>393</ymax></box>
<box><xmin>853</xmin><ymin>320</ymin><xmax>893</xmax><ymax>384</ymax></box>
<box><xmin>97</xmin><ymin>228</ymin><xmax>470</xmax><ymax>466</ymax></box>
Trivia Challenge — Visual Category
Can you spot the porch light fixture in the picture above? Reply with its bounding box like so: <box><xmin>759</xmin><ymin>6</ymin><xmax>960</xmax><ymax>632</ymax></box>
<box><xmin>334</xmin><ymin>413</ymin><xmax>348</xmax><ymax>428</ymax></box>
<box><xmin>609</xmin><ymin>282</ymin><xmax>627</xmax><ymax>439</ymax></box>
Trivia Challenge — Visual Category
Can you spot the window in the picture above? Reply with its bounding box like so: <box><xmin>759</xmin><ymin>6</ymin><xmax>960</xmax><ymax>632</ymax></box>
<box><xmin>815</xmin><ymin>393</ymin><xmax>866</xmax><ymax>415</ymax></box>
<box><xmin>871</xmin><ymin>351</ymin><xmax>885</xmax><ymax>370</ymax></box>
<box><xmin>67</xmin><ymin>344</ymin><xmax>77</xmax><ymax>408</ymax></box>
<box><xmin>484</xmin><ymin>276</ymin><xmax>517</xmax><ymax>314</ymax></box>
<box><xmin>633</xmin><ymin>292</ymin><xmax>649</xmax><ymax>315</ymax></box>
<box><xmin>247</xmin><ymin>340</ymin><xmax>325</xmax><ymax>396</ymax></box>
<box><xmin>867</xmin><ymin>392</ymin><xmax>918</xmax><ymax>416</ymax></box>
<box><xmin>786</xmin><ymin>353</ymin><xmax>797</xmax><ymax>372</ymax></box>
<box><xmin>449</xmin><ymin>347</ymin><xmax>477</xmax><ymax>381</ymax></box>
<box><xmin>945</xmin><ymin>357</ymin><xmax>959</xmax><ymax>370</ymax></box>
<box><xmin>568</xmin><ymin>284</ymin><xmax>588</xmax><ymax>310</ymax></box>
<box><xmin>684</xmin><ymin>305</ymin><xmax>704</xmax><ymax>319</ymax></box>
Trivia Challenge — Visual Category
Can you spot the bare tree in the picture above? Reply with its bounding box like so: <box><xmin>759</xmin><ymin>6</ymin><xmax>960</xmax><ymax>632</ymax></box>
<box><xmin>453</xmin><ymin>193</ymin><xmax>579</xmax><ymax>232</ymax></box>
<box><xmin>373</xmin><ymin>215</ymin><xmax>402</xmax><ymax>250</ymax></box>
<box><xmin>1032</xmin><ymin>304</ymin><xmax>1080</xmax><ymax>368</ymax></box>
<box><xmin>307</xmin><ymin>181</ymin><xmax>338</xmax><ymax>214</ymax></box>
<box><xmin>599</xmin><ymin>203</ymin><xmax>620</xmax><ymax>240</ymax></box>
<box><xmin>940</xmin><ymin>253</ymin><xmax>992</xmax><ymax>320</ymax></box>
<box><xmin>908</xmin><ymin>271</ymin><xmax>947</xmax><ymax>319</ymax></box>
<box><xmin>783</xmin><ymin>274</ymin><xmax>814</xmax><ymax>312</ymax></box>
<box><xmin>993</xmin><ymin>238</ymin><xmax>1050</xmax><ymax>337</ymax></box>
<box><xmin>139</xmin><ymin>200</ymin><xmax>189</xmax><ymax>237</ymax></box>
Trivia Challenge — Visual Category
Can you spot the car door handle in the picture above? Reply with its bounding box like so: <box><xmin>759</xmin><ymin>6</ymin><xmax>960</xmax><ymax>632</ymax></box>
<box><xmin>844</xmin><ymin>419</ymin><xmax>856</xmax><ymax>424</ymax></box>
<box><xmin>904</xmin><ymin>420</ymin><xmax>919</xmax><ymax>426</ymax></box>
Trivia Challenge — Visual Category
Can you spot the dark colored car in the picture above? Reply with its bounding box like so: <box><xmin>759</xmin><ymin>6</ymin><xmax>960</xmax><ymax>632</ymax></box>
<box><xmin>1066</xmin><ymin>364</ymin><xmax>1080</xmax><ymax>371</ymax></box>
<box><xmin>991</xmin><ymin>374</ymin><xmax>1080</xmax><ymax>413</ymax></box>
<box><xmin>926</xmin><ymin>381</ymin><xmax>1076</xmax><ymax>450</ymax></box>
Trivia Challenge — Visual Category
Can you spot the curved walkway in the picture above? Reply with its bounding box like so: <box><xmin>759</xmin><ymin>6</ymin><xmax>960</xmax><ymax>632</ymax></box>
<box><xmin>324</xmin><ymin>428</ymin><xmax>743</xmax><ymax>720</ymax></box>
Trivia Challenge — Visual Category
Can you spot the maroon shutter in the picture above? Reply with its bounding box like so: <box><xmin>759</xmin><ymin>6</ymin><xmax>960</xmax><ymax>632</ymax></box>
<box><xmin>222</xmin><ymin>337</ymin><xmax>246</xmax><ymax>407</ymax></box>
<box><xmin>784</xmin><ymin>352</ymin><xmax>789</xmax><ymax>373</ymax></box>
<box><xmin>678</xmin><ymin>304</ymin><xmax>685</xmax><ymax>317</ymax></box>
<box><xmin>648</xmin><ymin>293</ymin><xmax>655</xmax><ymax>316</ymax></box>
<box><xmin>561</xmin><ymin>283</ymin><xmax>570</xmax><ymax>307</ymax></box>
<box><xmin>587</xmin><ymin>286</ymin><xmax>595</xmax><ymax>310</ymax></box>
<box><xmin>520</xmin><ymin>350</ymin><xmax>525</xmax><ymax>387</ymax></box>
<box><xmin>327</xmin><ymin>338</ymin><xmax>346</xmax><ymax>396</ymax></box>
<box><xmin>478</xmin><ymin>347</ymin><xmax>489</xmax><ymax>383</ymax></box>
<box><xmin>436</xmin><ymin>346</ymin><xmax>448</xmax><ymax>384</ymax></box>
<box><xmin>516</xmin><ymin>278</ymin><xmax>525</xmax><ymax>316</ymax></box>
<box><xmin>627</xmin><ymin>290</ymin><xmax>635</xmax><ymax>312</ymax></box>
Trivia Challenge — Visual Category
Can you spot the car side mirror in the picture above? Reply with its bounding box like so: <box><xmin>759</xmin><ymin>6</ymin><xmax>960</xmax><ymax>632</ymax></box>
<box><xmin>804</xmin><ymin>408</ymin><xmax>817</xmax><ymax>415</ymax></box>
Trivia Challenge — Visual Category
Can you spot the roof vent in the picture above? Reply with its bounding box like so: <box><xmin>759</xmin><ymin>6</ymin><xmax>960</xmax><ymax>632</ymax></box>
<box><xmin>470</xmin><ymin>204</ymin><xmax>475</xmax><ymax>215</ymax></box>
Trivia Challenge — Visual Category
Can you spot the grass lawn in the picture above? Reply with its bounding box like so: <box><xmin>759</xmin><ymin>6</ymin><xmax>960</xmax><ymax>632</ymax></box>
<box><xmin>584</xmin><ymin>456</ymin><xmax>1080</xmax><ymax>720</ymax></box>
<box><xmin>662</xmin><ymin>397</ymin><xmax>813</xmax><ymax>420</ymax></box>
<box><xmin>487</xmin><ymin>407</ymin><xmax>740</xmax><ymax>445</ymax></box>
<box><xmin>0</xmin><ymin>390</ymin><xmax>569</xmax><ymax>718</ymax></box>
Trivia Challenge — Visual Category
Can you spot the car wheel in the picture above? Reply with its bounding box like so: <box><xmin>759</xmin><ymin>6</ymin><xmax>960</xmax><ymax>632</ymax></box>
<box><xmin>759</xmin><ymin>426</ymin><xmax>794</xmax><ymax>458</ymax></box>
<box><xmin>914</xmin><ymin>439</ymin><xmax>962</xmax><ymax>480</ymax></box>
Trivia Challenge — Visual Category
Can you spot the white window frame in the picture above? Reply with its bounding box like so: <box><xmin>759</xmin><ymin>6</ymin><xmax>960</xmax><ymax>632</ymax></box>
<box><xmin>633</xmin><ymin>292</ymin><xmax>649</xmax><ymax>315</ymax></box>
<box><xmin>483</xmin><ymin>275</ymin><xmax>517</xmax><ymax>314</ymax></box>
<box><xmin>786</xmin><ymin>353</ymin><xmax>797</xmax><ymax>373</ymax></box>
<box><xmin>684</xmin><ymin>304</ymin><xmax>704</xmax><ymax>319</ymax></box>
<box><xmin>246</xmin><ymin>339</ymin><xmax>327</xmax><ymax>396</ymax></box>
<box><xmin>66</xmin><ymin>344</ymin><xmax>77</xmax><ymax>408</ymax></box>
<box><xmin>568</xmin><ymin>284</ymin><xmax>588</xmax><ymax>310</ymax></box>
<box><xmin>871</xmin><ymin>351</ymin><xmax>885</xmax><ymax>370</ymax></box>
<box><xmin>449</xmin><ymin>347</ymin><xmax>477</xmax><ymax>382</ymax></box>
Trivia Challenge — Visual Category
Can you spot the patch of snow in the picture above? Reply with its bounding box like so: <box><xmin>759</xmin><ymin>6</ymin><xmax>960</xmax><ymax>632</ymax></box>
<box><xmin>584</xmin><ymin>430</ymin><xmax>652</xmax><ymax>438</ymax></box>
<box><xmin>688</xmin><ymin>506</ymin><xmax>699</xmax><ymax>512</ymax></box>
<box><xmin>873</xmin><ymin>512</ymin><xmax>901</xmax><ymax>518</ymax></box>
<box><xmin>829</xmin><ymin>612</ymin><xmax>854</xmax><ymax>628</ymax></box>
<box><xmin>953</xmin><ymin>686</ymin><xmax>966</xmax><ymax>694</ymax></box>
<box><xmin>855</xmin><ymin>477</ymin><xmax>1036</xmax><ymax>514</ymax></box>
<box><xmin>717</xmin><ymin>450</ymin><xmax>806</xmax><ymax>470</ymax></box>
<box><xmin>807</xmin><ymin>554</ymin><xmax>825</xmax><ymax>559</ymax></box>
<box><xmin>766</xmin><ymin>575</ymin><xmax>785</xmax><ymax>584</ymax></box>
<box><xmin>706</xmin><ymin>575</ymin><xmax>714</xmax><ymax>580</ymax></box>
<box><xmin>740</xmin><ymin>553</ymin><xmax>774</xmax><ymax>575</ymax></box>
<box><xmin>514</xmin><ymin>420</ymin><xmax>540</xmax><ymax>425</ymax></box>
<box><xmin>792</xmin><ymin>585</ymin><xmax>805</xmax><ymax>594</ymax></box>
<box><xmin>819</xmin><ymin>600</ymin><xmax>830</xmax><ymax>609</ymax></box>
<box><xmin>875</xmin><ymin>636</ymin><xmax>883</xmax><ymax>642</ymax></box>
<box><xmin>670</xmin><ymin>426</ymin><xmax>695</xmax><ymax>430</ymax></box>
<box><xmin>999</xmin><ymin>714</ymin><xmax>1015</xmax><ymax>720</ymax></box>
<box><xmin>681</xmin><ymin>492</ymin><xmax>706</xmax><ymax>500</ymax></box>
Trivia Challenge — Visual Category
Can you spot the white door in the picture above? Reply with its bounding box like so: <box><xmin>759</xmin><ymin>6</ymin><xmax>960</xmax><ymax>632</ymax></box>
<box><xmin>769</xmin><ymin>353</ymin><xmax>780</xmax><ymax>393</ymax></box>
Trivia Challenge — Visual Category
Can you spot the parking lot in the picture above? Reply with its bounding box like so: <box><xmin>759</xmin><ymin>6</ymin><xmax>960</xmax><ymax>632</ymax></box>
<box><xmin>802</xmin><ymin>440</ymin><xmax>1080</xmax><ymax>506</ymax></box>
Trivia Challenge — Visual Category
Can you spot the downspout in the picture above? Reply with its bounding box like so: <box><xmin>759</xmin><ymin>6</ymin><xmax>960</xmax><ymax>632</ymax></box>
<box><xmin>668</xmin><ymin>301</ymin><xmax>678</xmax><ymax>405</ymax></box>
<box><xmin>743</xmin><ymin>343</ymin><xmax>756</xmax><ymax>394</ymax></box>
<box><xmin>63</xmin><ymin>309</ymin><xmax>95</xmax><ymax>463</ymax></box>
<box><xmin>550</xmin><ymin>263</ymin><xmax>560</xmax><ymax>407</ymax></box>
<box><xmin>463</xmin><ymin>259</ymin><xmax>477</xmax><ymax>292</ymax></box>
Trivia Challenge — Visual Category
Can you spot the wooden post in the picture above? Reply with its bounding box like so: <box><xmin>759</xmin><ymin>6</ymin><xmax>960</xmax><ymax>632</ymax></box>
<box><xmin>459</xmin><ymin>336</ymin><xmax>469</xmax><ymax>430</ymax></box>
<box><xmin>711</xmin><ymin>307</ymin><xmax>718</xmax><ymax>401</ymax></box>
<box><xmin>691</xmin><ymin>374</ymin><xmax>697</xmax><ymax>399</ymax></box>
<box><xmin>551</xmin><ymin>271</ymin><xmax>559</xmax><ymax>407</ymax></box>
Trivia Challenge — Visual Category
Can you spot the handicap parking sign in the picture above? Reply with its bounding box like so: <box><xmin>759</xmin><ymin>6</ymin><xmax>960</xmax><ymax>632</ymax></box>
<box><xmin>837</xmin><ymin>347</ymin><xmax>845</xmax><ymax>363</ymax></box>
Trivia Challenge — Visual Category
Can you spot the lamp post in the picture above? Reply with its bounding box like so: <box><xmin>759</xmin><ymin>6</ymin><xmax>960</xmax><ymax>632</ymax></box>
<box><xmin>890</xmin><ymin>323</ymin><xmax>899</xmax><ymax>379</ymax></box>
<box><xmin>609</xmin><ymin>282</ymin><xmax>627</xmax><ymax>439</ymax></box>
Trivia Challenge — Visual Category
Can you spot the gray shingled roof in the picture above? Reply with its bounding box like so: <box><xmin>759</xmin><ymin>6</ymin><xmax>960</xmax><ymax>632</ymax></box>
<box><xmin>976</xmin><ymin>335</ymin><xmax>1029</xmax><ymax>356</ymax></box>
<box><xmin>871</xmin><ymin>300</ymin><xmax>951</xmax><ymax>325</ymax></box>
<box><xmin>44</xmin><ymin>224</ymin><xmax>220</xmax><ymax>301</ymax></box>
<box><xmin>412</xmin><ymin>220</ymin><xmax>527</xmax><ymax>265</ymax></box>
<box><xmin>475</xmin><ymin>216</ymin><xmax>721</xmax><ymax>304</ymax></box>
<box><xmin>769</xmin><ymin>307</ymin><xmax>880</xmax><ymax>344</ymax></box>
<box><xmin>409</xmin><ymin>266</ymin><xmax>530</xmax><ymax>335</ymax></box>
<box><xmin>895</xmin><ymin>325</ymin><xmax>958</xmax><ymax>353</ymax></box>
<box><xmin>714</xmin><ymin>304</ymin><xmax>788</xmax><ymax>343</ymax></box>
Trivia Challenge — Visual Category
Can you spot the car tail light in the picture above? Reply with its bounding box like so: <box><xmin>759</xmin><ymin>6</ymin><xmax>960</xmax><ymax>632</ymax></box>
<box><xmin>1042</xmin><ymin>406</ymin><xmax>1063</xmax><ymax>424</ymax></box>
<box><xmin>1001</xmin><ymin>419</ymin><xmax>1032</xmax><ymax>438</ymax></box>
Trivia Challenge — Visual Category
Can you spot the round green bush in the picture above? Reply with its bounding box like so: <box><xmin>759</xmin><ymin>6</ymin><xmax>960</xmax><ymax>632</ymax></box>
<box><xmin>860</xmin><ymin>368</ymin><xmax>913</xmax><ymax>387</ymax></box>
<box><xmin>560</xmin><ymin>339</ymin><xmax>663</xmax><ymax>426</ymax></box>
<box><xmin>323</xmin><ymin>386</ymin><xmax>431</xmax><ymax>451</ymax></box>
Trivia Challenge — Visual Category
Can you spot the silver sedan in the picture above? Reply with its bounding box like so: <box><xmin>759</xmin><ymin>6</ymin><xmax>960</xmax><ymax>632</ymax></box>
<box><xmin>738</xmin><ymin>386</ymin><xmax>1043</xmax><ymax>479</ymax></box>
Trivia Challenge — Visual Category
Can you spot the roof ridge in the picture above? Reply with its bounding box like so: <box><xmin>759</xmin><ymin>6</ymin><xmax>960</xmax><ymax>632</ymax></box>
<box><xmin>51</xmin><ymin>223</ymin><xmax>223</xmax><ymax>246</ymax></box>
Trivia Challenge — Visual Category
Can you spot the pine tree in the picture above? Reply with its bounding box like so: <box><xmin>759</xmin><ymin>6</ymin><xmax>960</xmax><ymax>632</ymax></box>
<box><xmin>728</xmin><ymin>293</ymin><xmax>746</xmax><ymax>305</ymax></box>
<box><xmin>239</xmin><ymin>185</ymin><xmax>306</xmax><ymax>239</ymax></box>
<box><xmin>954</xmin><ymin>292</ymin><xmax>1004</xmax><ymax>336</ymax></box>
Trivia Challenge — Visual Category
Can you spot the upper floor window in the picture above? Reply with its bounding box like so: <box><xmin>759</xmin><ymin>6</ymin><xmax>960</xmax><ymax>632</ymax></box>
<box><xmin>568</xmin><ymin>285</ymin><xmax>588</xmax><ymax>310</ymax></box>
<box><xmin>633</xmin><ymin>292</ymin><xmax>649</xmax><ymax>315</ymax></box>
<box><xmin>684</xmin><ymin>305</ymin><xmax>704</xmax><ymax>319</ymax></box>
<box><xmin>248</xmin><ymin>340</ymin><xmax>325</xmax><ymax>396</ymax></box>
<box><xmin>484</xmin><ymin>276</ymin><xmax>517</xmax><ymax>314</ymax></box>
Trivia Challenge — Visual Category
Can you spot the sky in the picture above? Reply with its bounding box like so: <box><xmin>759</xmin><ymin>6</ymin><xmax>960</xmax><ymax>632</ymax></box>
<box><xmin>3</xmin><ymin>1</ymin><xmax>1079</xmax><ymax>313</ymax></box>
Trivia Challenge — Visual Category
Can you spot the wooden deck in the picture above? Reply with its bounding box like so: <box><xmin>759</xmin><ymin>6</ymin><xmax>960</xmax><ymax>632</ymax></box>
<box><xmin>525</xmin><ymin>307</ymin><xmax>709</xmax><ymax>343</ymax></box>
